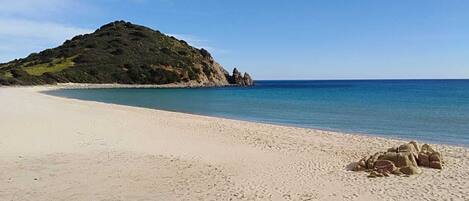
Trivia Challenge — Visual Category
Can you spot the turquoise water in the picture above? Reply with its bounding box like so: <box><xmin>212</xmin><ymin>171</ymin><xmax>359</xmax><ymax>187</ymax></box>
<box><xmin>45</xmin><ymin>80</ymin><xmax>469</xmax><ymax>146</ymax></box>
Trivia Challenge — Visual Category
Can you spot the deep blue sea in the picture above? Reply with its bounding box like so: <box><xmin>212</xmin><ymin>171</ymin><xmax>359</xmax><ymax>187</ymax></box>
<box><xmin>45</xmin><ymin>80</ymin><xmax>469</xmax><ymax>146</ymax></box>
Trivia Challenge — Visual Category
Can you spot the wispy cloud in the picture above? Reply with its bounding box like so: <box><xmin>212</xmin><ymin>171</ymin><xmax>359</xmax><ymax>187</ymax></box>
<box><xmin>0</xmin><ymin>19</ymin><xmax>92</xmax><ymax>43</ymax></box>
<box><xmin>0</xmin><ymin>0</ymin><xmax>93</xmax><ymax>62</ymax></box>
<box><xmin>167</xmin><ymin>34</ymin><xmax>211</xmax><ymax>50</ymax></box>
<box><xmin>0</xmin><ymin>0</ymin><xmax>81</xmax><ymax>17</ymax></box>
<box><xmin>167</xmin><ymin>33</ymin><xmax>230</xmax><ymax>55</ymax></box>
<box><xmin>0</xmin><ymin>18</ymin><xmax>92</xmax><ymax>62</ymax></box>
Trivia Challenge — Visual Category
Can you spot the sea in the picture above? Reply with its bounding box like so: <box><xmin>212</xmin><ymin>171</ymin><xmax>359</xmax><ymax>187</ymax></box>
<box><xmin>44</xmin><ymin>80</ymin><xmax>469</xmax><ymax>146</ymax></box>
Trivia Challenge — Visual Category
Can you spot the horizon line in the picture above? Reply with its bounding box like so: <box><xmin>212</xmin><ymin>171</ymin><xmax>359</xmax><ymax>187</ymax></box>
<box><xmin>254</xmin><ymin>78</ymin><xmax>469</xmax><ymax>81</ymax></box>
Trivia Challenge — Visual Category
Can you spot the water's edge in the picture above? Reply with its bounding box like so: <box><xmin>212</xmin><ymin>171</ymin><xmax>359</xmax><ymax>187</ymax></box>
<box><xmin>43</xmin><ymin>80</ymin><xmax>469</xmax><ymax>147</ymax></box>
<box><xmin>39</xmin><ymin>89</ymin><xmax>436</xmax><ymax>146</ymax></box>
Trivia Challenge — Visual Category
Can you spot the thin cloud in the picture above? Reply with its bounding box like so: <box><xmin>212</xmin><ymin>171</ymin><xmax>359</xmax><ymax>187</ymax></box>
<box><xmin>167</xmin><ymin>33</ymin><xmax>230</xmax><ymax>55</ymax></box>
<box><xmin>0</xmin><ymin>19</ymin><xmax>92</xmax><ymax>62</ymax></box>
<box><xmin>0</xmin><ymin>0</ymin><xmax>94</xmax><ymax>62</ymax></box>
<box><xmin>0</xmin><ymin>0</ymin><xmax>78</xmax><ymax>17</ymax></box>
<box><xmin>0</xmin><ymin>19</ymin><xmax>92</xmax><ymax>43</ymax></box>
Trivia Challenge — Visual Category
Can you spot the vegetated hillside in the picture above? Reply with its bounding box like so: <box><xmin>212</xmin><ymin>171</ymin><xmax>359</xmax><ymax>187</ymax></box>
<box><xmin>0</xmin><ymin>20</ymin><xmax>253</xmax><ymax>86</ymax></box>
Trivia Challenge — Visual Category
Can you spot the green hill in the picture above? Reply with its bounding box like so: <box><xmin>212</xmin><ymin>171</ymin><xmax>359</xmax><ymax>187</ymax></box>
<box><xmin>0</xmin><ymin>20</ymin><xmax>253</xmax><ymax>86</ymax></box>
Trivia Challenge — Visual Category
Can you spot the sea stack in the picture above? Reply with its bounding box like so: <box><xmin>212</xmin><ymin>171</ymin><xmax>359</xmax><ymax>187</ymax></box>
<box><xmin>243</xmin><ymin>72</ymin><xmax>254</xmax><ymax>86</ymax></box>
<box><xmin>227</xmin><ymin>68</ymin><xmax>254</xmax><ymax>86</ymax></box>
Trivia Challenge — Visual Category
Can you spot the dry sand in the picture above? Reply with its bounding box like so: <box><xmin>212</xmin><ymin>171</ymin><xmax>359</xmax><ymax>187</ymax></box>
<box><xmin>0</xmin><ymin>86</ymin><xmax>468</xmax><ymax>201</ymax></box>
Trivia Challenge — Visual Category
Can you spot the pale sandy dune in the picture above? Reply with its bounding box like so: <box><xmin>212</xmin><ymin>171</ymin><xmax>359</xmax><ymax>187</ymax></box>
<box><xmin>0</xmin><ymin>87</ymin><xmax>468</xmax><ymax>201</ymax></box>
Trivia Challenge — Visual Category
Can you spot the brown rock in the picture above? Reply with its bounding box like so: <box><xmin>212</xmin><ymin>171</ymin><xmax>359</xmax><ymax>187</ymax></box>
<box><xmin>382</xmin><ymin>171</ymin><xmax>390</xmax><ymax>177</ymax></box>
<box><xmin>406</xmin><ymin>152</ymin><xmax>419</xmax><ymax>167</ymax></box>
<box><xmin>421</xmin><ymin>144</ymin><xmax>435</xmax><ymax>153</ymax></box>
<box><xmin>399</xmin><ymin>166</ymin><xmax>422</xmax><ymax>175</ymax></box>
<box><xmin>374</xmin><ymin>160</ymin><xmax>397</xmax><ymax>172</ymax></box>
<box><xmin>387</xmin><ymin>147</ymin><xmax>397</xmax><ymax>152</ymax></box>
<box><xmin>358</xmin><ymin>157</ymin><xmax>367</xmax><ymax>168</ymax></box>
<box><xmin>391</xmin><ymin>168</ymin><xmax>403</xmax><ymax>176</ymax></box>
<box><xmin>352</xmin><ymin>164</ymin><xmax>366</xmax><ymax>171</ymax></box>
<box><xmin>409</xmin><ymin>141</ymin><xmax>420</xmax><ymax>153</ymax></box>
<box><xmin>377</xmin><ymin>152</ymin><xmax>417</xmax><ymax>168</ymax></box>
<box><xmin>429</xmin><ymin>152</ymin><xmax>442</xmax><ymax>162</ymax></box>
<box><xmin>363</xmin><ymin>155</ymin><xmax>372</xmax><ymax>169</ymax></box>
<box><xmin>418</xmin><ymin>152</ymin><xmax>430</xmax><ymax>167</ymax></box>
<box><xmin>368</xmin><ymin>171</ymin><xmax>383</xmax><ymax>178</ymax></box>
<box><xmin>367</xmin><ymin>152</ymin><xmax>385</xmax><ymax>169</ymax></box>
<box><xmin>429</xmin><ymin>161</ymin><xmax>443</xmax><ymax>169</ymax></box>
<box><xmin>398</xmin><ymin>142</ymin><xmax>419</xmax><ymax>160</ymax></box>
<box><xmin>351</xmin><ymin>141</ymin><xmax>443</xmax><ymax>177</ymax></box>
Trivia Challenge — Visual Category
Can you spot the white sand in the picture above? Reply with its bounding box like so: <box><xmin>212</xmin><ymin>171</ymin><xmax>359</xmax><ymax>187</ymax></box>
<box><xmin>0</xmin><ymin>86</ymin><xmax>468</xmax><ymax>201</ymax></box>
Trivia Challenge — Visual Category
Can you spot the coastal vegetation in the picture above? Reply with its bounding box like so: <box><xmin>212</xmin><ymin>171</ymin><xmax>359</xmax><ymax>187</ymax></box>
<box><xmin>0</xmin><ymin>21</ymin><xmax>253</xmax><ymax>86</ymax></box>
<box><xmin>23</xmin><ymin>56</ymin><xmax>77</xmax><ymax>76</ymax></box>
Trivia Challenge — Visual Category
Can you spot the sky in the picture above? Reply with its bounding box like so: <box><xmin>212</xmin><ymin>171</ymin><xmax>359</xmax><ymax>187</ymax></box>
<box><xmin>1</xmin><ymin>0</ymin><xmax>468</xmax><ymax>80</ymax></box>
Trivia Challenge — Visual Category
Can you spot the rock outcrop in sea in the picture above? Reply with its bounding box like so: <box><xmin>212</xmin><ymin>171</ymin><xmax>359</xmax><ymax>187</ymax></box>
<box><xmin>351</xmin><ymin>141</ymin><xmax>443</xmax><ymax>177</ymax></box>
<box><xmin>226</xmin><ymin>68</ymin><xmax>254</xmax><ymax>86</ymax></box>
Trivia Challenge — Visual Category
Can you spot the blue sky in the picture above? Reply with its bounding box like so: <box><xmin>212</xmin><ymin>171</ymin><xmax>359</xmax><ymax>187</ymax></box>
<box><xmin>1</xmin><ymin>0</ymin><xmax>468</xmax><ymax>79</ymax></box>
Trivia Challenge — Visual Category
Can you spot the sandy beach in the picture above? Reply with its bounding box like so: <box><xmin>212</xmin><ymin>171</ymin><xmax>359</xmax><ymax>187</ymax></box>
<box><xmin>0</xmin><ymin>86</ymin><xmax>468</xmax><ymax>201</ymax></box>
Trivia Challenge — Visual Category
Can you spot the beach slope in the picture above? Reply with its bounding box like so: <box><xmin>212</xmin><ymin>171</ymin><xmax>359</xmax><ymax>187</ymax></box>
<box><xmin>0</xmin><ymin>87</ymin><xmax>468</xmax><ymax>200</ymax></box>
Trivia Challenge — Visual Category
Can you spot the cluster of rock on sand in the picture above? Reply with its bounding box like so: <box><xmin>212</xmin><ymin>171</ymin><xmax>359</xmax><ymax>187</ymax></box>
<box><xmin>352</xmin><ymin>141</ymin><xmax>443</xmax><ymax>178</ymax></box>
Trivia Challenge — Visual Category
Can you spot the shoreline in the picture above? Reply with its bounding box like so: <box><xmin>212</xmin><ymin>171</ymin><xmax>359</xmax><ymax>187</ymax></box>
<box><xmin>1</xmin><ymin>86</ymin><xmax>468</xmax><ymax>200</ymax></box>
<box><xmin>40</xmin><ymin>84</ymin><xmax>468</xmax><ymax>148</ymax></box>
<box><xmin>0</xmin><ymin>82</ymin><xmax>241</xmax><ymax>90</ymax></box>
